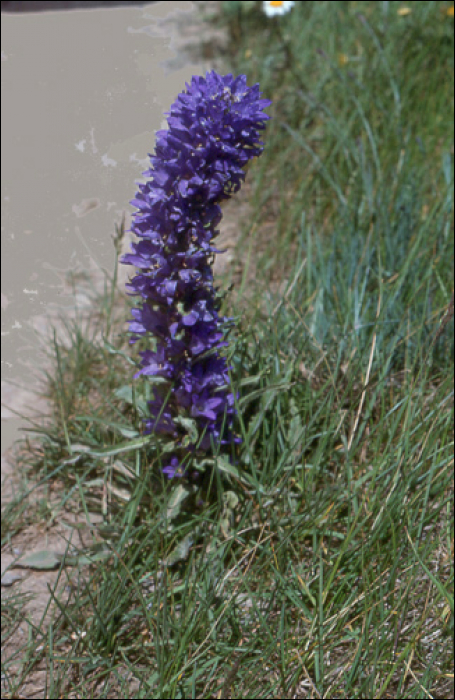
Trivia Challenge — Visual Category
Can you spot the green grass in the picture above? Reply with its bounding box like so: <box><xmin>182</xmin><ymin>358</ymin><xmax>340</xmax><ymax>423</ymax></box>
<box><xmin>1</xmin><ymin>1</ymin><xmax>453</xmax><ymax>698</ymax></box>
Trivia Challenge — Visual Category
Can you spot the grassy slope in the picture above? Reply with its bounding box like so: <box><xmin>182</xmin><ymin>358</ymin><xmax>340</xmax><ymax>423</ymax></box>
<box><xmin>2</xmin><ymin>2</ymin><xmax>454</xmax><ymax>698</ymax></box>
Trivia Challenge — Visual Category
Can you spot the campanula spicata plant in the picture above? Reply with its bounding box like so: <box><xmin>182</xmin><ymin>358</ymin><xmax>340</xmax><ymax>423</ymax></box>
<box><xmin>121</xmin><ymin>71</ymin><xmax>271</xmax><ymax>478</ymax></box>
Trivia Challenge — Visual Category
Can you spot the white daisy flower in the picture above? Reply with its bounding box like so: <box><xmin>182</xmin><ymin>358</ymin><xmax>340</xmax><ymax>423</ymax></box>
<box><xmin>263</xmin><ymin>1</ymin><xmax>295</xmax><ymax>17</ymax></box>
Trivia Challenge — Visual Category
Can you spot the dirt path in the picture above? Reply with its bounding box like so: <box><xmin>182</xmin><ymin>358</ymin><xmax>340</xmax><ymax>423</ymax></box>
<box><xmin>1</xmin><ymin>1</ymin><xmax>156</xmax><ymax>12</ymax></box>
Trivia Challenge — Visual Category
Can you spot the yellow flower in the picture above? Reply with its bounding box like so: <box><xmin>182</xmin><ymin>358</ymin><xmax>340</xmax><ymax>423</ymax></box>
<box><xmin>447</xmin><ymin>6</ymin><xmax>454</xmax><ymax>17</ymax></box>
<box><xmin>338</xmin><ymin>53</ymin><xmax>349</xmax><ymax>67</ymax></box>
<box><xmin>397</xmin><ymin>7</ymin><xmax>412</xmax><ymax>16</ymax></box>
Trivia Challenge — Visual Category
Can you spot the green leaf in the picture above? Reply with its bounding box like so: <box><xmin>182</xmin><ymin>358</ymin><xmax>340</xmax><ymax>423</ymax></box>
<box><xmin>15</xmin><ymin>550</ymin><xmax>63</xmax><ymax>570</ymax></box>
<box><xmin>216</xmin><ymin>457</ymin><xmax>242</xmax><ymax>479</ymax></box>
<box><xmin>114</xmin><ymin>385</ymin><xmax>135</xmax><ymax>403</ymax></box>
<box><xmin>165</xmin><ymin>484</ymin><xmax>194</xmax><ymax>523</ymax></box>
<box><xmin>238</xmin><ymin>380</ymin><xmax>295</xmax><ymax>407</ymax></box>
<box><xmin>160</xmin><ymin>440</ymin><xmax>181</xmax><ymax>454</ymax></box>
<box><xmin>71</xmin><ymin>435</ymin><xmax>152</xmax><ymax>457</ymax></box>
<box><xmin>236</xmin><ymin>372</ymin><xmax>270</xmax><ymax>389</ymax></box>
<box><xmin>58</xmin><ymin>549</ymin><xmax>112</xmax><ymax>567</ymax></box>
<box><xmin>220</xmin><ymin>490</ymin><xmax>239</xmax><ymax>537</ymax></box>
<box><xmin>406</xmin><ymin>529</ymin><xmax>454</xmax><ymax>614</ymax></box>
<box><xmin>216</xmin><ymin>458</ymin><xmax>277</xmax><ymax>495</ymax></box>
<box><xmin>114</xmin><ymin>385</ymin><xmax>149</xmax><ymax>416</ymax></box>
<box><xmin>192</xmin><ymin>458</ymin><xmax>215</xmax><ymax>473</ymax></box>
<box><xmin>164</xmin><ymin>530</ymin><xmax>197</xmax><ymax>566</ymax></box>
<box><xmin>74</xmin><ymin>415</ymin><xmax>140</xmax><ymax>439</ymax></box>
<box><xmin>103</xmin><ymin>337</ymin><xmax>138</xmax><ymax>366</ymax></box>
<box><xmin>223</xmin><ymin>490</ymin><xmax>239</xmax><ymax>511</ymax></box>
<box><xmin>173</xmin><ymin>416</ymin><xmax>199</xmax><ymax>442</ymax></box>
<box><xmin>110</xmin><ymin>460</ymin><xmax>138</xmax><ymax>479</ymax></box>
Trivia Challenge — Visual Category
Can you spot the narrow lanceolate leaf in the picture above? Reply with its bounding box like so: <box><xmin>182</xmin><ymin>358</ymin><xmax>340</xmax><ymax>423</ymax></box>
<box><xmin>74</xmin><ymin>415</ymin><xmax>140</xmax><ymax>439</ymax></box>
<box><xmin>406</xmin><ymin>528</ymin><xmax>454</xmax><ymax>614</ymax></box>
<box><xmin>71</xmin><ymin>435</ymin><xmax>152</xmax><ymax>457</ymax></box>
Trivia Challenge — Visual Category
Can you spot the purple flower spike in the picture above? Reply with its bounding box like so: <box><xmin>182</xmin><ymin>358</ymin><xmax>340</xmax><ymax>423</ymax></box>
<box><xmin>121</xmin><ymin>71</ymin><xmax>271</xmax><ymax>477</ymax></box>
